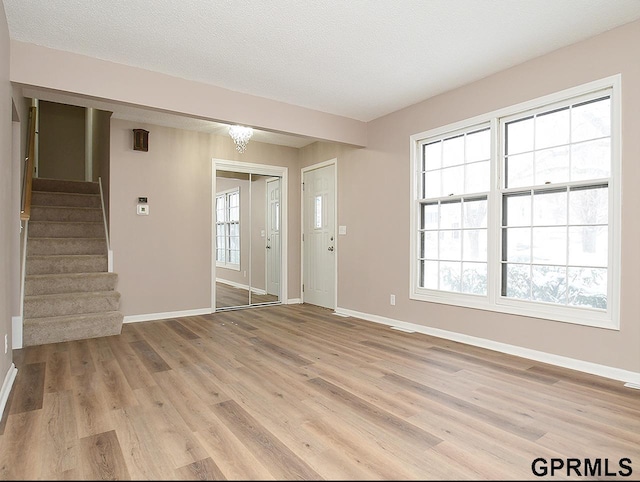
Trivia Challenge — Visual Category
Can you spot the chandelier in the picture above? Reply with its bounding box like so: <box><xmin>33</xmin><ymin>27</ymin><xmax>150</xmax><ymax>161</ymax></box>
<box><xmin>228</xmin><ymin>125</ymin><xmax>254</xmax><ymax>153</ymax></box>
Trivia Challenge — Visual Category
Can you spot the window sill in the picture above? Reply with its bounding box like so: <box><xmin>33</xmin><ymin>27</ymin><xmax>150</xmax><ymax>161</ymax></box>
<box><xmin>410</xmin><ymin>290</ymin><xmax>618</xmax><ymax>331</ymax></box>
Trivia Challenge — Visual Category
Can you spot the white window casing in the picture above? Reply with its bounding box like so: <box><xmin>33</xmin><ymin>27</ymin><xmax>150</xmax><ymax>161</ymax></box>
<box><xmin>410</xmin><ymin>75</ymin><xmax>621</xmax><ymax>330</ymax></box>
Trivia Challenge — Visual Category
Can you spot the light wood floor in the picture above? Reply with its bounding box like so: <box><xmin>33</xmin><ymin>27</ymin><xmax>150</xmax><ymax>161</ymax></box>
<box><xmin>1</xmin><ymin>303</ymin><xmax>638</xmax><ymax>480</ymax></box>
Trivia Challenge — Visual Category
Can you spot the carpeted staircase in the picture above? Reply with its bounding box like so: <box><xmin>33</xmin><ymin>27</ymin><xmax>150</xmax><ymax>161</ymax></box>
<box><xmin>23</xmin><ymin>178</ymin><xmax>123</xmax><ymax>346</ymax></box>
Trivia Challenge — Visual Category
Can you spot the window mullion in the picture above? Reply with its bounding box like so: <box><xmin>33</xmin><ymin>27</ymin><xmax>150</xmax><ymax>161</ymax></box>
<box><xmin>564</xmin><ymin>187</ymin><xmax>570</xmax><ymax>307</ymax></box>
<box><xmin>487</xmin><ymin>117</ymin><xmax>501</xmax><ymax>306</ymax></box>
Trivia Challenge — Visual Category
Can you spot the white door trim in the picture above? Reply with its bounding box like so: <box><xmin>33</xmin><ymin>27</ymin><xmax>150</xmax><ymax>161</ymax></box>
<box><xmin>211</xmin><ymin>159</ymin><xmax>288</xmax><ymax>311</ymax></box>
<box><xmin>301</xmin><ymin>158</ymin><xmax>338</xmax><ymax>309</ymax></box>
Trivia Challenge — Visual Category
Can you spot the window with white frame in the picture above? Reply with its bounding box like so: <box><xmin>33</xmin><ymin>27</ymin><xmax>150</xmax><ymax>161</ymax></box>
<box><xmin>418</xmin><ymin>127</ymin><xmax>490</xmax><ymax>295</ymax></box>
<box><xmin>215</xmin><ymin>188</ymin><xmax>240</xmax><ymax>269</ymax></box>
<box><xmin>411</xmin><ymin>76</ymin><xmax>620</xmax><ymax>329</ymax></box>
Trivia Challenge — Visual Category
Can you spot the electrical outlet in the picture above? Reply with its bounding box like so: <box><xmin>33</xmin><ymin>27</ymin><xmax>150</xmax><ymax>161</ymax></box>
<box><xmin>390</xmin><ymin>294</ymin><xmax>396</xmax><ymax>306</ymax></box>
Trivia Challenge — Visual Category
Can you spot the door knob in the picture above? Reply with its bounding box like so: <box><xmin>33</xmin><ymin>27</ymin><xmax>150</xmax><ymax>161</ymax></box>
<box><xmin>266</xmin><ymin>245</ymin><xmax>271</xmax><ymax>249</ymax></box>
<box><xmin>328</xmin><ymin>246</ymin><xmax>334</xmax><ymax>251</ymax></box>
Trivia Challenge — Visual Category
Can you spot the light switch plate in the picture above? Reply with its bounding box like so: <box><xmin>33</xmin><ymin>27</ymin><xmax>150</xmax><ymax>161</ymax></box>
<box><xmin>339</xmin><ymin>225</ymin><xmax>347</xmax><ymax>235</ymax></box>
<box><xmin>137</xmin><ymin>204</ymin><xmax>149</xmax><ymax>215</ymax></box>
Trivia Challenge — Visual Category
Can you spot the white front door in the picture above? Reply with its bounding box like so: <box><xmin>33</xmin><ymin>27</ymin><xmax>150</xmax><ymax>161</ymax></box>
<box><xmin>303</xmin><ymin>163</ymin><xmax>336</xmax><ymax>309</ymax></box>
<box><xmin>266</xmin><ymin>178</ymin><xmax>281</xmax><ymax>297</ymax></box>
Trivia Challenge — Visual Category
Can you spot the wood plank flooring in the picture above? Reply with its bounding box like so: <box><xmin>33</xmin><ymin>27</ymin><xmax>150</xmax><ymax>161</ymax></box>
<box><xmin>1</xmin><ymin>303</ymin><xmax>639</xmax><ymax>480</ymax></box>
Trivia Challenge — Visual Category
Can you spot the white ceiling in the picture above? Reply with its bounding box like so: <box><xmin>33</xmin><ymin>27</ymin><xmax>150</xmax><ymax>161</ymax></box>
<box><xmin>5</xmin><ymin>0</ymin><xmax>640</xmax><ymax>144</ymax></box>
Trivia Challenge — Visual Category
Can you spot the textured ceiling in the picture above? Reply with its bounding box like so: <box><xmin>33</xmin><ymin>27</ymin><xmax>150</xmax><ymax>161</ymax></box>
<box><xmin>5</xmin><ymin>0</ymin><xmax>640</xmax><ymax>125</ymax></box>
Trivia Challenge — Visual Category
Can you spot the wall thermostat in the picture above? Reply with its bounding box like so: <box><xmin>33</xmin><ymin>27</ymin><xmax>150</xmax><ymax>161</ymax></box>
<box><xmin>137</xmin><ymin>196</ymin><xmax>149</xmax><ymax>215</ymax></box>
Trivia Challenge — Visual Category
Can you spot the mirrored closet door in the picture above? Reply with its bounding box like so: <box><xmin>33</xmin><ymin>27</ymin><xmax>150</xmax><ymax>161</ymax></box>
<box><xmin>213</xmin><ymin>161</ymin><xmax>286</xmax><ymax>311</ymax></box>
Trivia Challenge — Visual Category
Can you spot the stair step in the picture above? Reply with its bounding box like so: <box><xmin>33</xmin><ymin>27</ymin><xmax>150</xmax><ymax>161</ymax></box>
<box><xmin>30</xmin><ymin>205</ymin><xmax>103</xmax><ymax>222</ymax></box>
<box><xmin>31</xmin><ymin>191</ymin><xmax>102</xmax><ymax>209</ymax></box>
<box><xmin>32</xmin><ymin>178</ymin><xmax>100</xmax><ymax>195</ymax></box>
<box><xmin>23</xmin><ymin>177</ymin><xmax>123</xmax><ymax>347</ymax></box>
<box><xmin>28</xmin><ymin>221</ymin><xmax>105</xmax><ymax>238</ymax></box>
<box><xmin>26</xmin><ymin>254</ymin><xmax>108</xmax><ymax>275</ymax></box>
<box><xmin>24</xmin><ymin>291</ymin><xmax>121</xmax><ymax>318</ymax></box>
<box><xmin>27</xmin><ymin>237</ymin><xmax>107</xmax><ymax>256</ymax></box>
<box><xmin>23</xmin><ymin>311</ymin><xmax>124</xmax><ymax>347</ymax></box>
<box><xmin>25</xmin><ymin>272</ymin><xmax>118</xmax><ymax>296</ymax></box>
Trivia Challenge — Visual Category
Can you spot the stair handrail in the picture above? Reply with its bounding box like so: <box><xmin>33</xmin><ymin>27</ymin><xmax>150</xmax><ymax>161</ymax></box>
<box><xmin>20</xmin><ymin>106</ymin><xmax>37</xmax><ymax>221</ymax></box>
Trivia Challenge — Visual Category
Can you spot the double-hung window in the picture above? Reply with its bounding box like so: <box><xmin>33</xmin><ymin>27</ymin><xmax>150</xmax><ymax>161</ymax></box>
<box><xmin>418</xmin><ymin>126</ymin><xmax>491</xmax><ymax>295</ymax></box>
<box><xmin>215</xmin><ymin>188</ymin><xmax>240</xmax><ymax>269</ymax></box>
<box><xmin>411</xmin><ymin>76</ymin><xmax>620</xmax><ymax>329</ymax></box>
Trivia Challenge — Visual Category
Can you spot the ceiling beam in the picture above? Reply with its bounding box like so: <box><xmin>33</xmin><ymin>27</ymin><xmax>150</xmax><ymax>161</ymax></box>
<box><xmin>10</xmin><ymin>40</ymin><xmax>367</xmax><ymax>148</ymax></box>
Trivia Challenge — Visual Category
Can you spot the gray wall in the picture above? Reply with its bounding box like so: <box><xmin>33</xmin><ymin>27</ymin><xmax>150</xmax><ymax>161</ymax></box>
<box><xmin>109</xmin><ymin>119</ymin><xmax>300</xmax><ymax>316</ymax></box>
<box><xmin>301</xmin><ymin>20</ymin><xmax>640</xmax><ymax>374</ymax></box>
<box><xmin>0</xmin><ymin>0</ymin><xmax>15</xmax><ymax>397</ymax></box>
<box><xmin>38</xmin><ymin>100</ymin><xmax>85</xmax><ymax>180</ymax></box>
<box><xmin>94</xmin><ymin>109</ymin><xmax>112</xmax><ymax>223</ymax></box>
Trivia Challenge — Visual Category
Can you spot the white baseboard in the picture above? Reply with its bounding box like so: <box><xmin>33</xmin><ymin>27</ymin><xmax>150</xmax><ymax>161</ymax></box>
<box><xmin>335</xmin><ymin>306</ymin><xmax>640</xmax><ymax>386</ymax></box>
<box><xmin>287</xmin><ymin>298</ymin><xmax>302</xmax><ymax>305</ymax></box>
<box><xmin>124</xmin><ymin>308</ymin><xmax>212</xmax><ymax>324</ymax></box>
<box><xmin>1</xmin><ymin>363</ymin><xmax>18</xmax><ymax>419</ymax></box>
<box><xmin>12</xmin><ymin>316</ymin><xmax>22</xmax><ymax>350</ymax></box>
